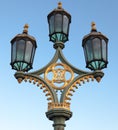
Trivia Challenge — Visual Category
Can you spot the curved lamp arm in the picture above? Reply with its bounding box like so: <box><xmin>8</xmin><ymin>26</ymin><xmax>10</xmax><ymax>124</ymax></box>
<box><xmin>60</xmin><ymin>70</ymin><xmax>104</xmax><ymax>103</ymax></box>
<box><xmin>14</xmin><ymin>71</ymin><xmax>58</xmax><ymax>103</ymax></box>
<box><xmin>29</xmin><ymin>47</ymin><xmax>90</xmax><ymax>76</ymax></box>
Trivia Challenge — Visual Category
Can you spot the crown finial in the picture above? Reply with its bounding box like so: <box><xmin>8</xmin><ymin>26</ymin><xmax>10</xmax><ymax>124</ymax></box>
<box><xmin>91</xmin><ymin>22</ymin><xmax>97</xmax><ymax>31</ymax></box>
<box><xmin>58</xmin><ymin>2</ymin><xmax>62</xmax><ymax>9</ymax></box>
<box><xmin>23</xmin><ymin>24</ymin><xmax>29</xmax><ymax>34</ymax></box>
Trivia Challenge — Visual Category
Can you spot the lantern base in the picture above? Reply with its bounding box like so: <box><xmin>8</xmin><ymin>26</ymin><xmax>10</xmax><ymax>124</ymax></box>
<box><xmin>93</xmin><ymin>70</ymin><xmax>104</xmax><ymax>82</ymax></box>
<box><xmin>53</xmin><ymin>42</ymin><xmax>65</xmax><ymax>49</ymax></box>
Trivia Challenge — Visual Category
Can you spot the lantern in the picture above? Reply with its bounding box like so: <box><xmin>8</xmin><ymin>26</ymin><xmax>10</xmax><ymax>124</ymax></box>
<box><xmin>10</xmin><ymin>24</ymin><xmax>37</xmax><ymax>72</ymax></box>
<box><xmin>82</xmin><ymin>22</ymin><xmax>108</xmax><ymax>71</ymax></box>
<box><xmin>47</xmin><ymin>2</ymin><xmax>71</xmax><ymax>44</ymax></box>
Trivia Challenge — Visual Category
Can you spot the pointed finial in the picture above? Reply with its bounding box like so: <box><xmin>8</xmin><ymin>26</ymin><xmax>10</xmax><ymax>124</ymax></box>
<box><xmin>17</xmin><ymin>78</ymin><xmax>23</xmax><ymax>83</ymax></box>
<box><xmin>23</xmin><ymin>24</ymin><xmax>29</xmax><ymax>34</ymax></box>
<box><xmin>91</xmin><ymin>22</ymin><xmax>97</xmax><ymax>31</ymax></box>
<box><xmin>58</xmin><ymin>2</ymin><xmax>62</xmax><ymax>9</ymax></box>
<box><xmin>95</xmin><ymin>76</ymin><xmax>101</xmax><ymax>83</ymax></box>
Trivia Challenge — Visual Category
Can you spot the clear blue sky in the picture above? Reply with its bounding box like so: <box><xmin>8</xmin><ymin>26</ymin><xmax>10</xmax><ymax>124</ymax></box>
<box><xmin>0</xmin><ymin>0</ymin><xmax>117</xmax><ymax>130</ymax></box>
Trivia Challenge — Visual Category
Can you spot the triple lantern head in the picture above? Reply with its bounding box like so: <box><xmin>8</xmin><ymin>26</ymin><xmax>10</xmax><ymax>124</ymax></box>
<box><xmin>10</xmin><ymin>2</ymin><xmax>108</xmax><ymax>72</ymax></box>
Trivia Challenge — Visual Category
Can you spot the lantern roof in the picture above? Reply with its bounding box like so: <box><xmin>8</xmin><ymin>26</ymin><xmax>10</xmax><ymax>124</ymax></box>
<box><xmin>82</xmin><ymin>22</ymin><xmax>108</xmax><ymax>46</ymax></box>
<box><xmin>47</xmin><ymin>2</ymin><xmax>71</xmax><ymax>23</ymax></box>
<box><xmin>11</xmin><ymin>24</ymin><xmax>37</xmax><ymax>48</ymax></box>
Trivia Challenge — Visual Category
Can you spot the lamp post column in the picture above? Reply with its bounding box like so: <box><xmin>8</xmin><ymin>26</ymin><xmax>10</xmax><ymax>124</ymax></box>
<box><xmin>46</xmin><ymin>109</ymin><xmax>72</xmax><ymax>130</ymax></box>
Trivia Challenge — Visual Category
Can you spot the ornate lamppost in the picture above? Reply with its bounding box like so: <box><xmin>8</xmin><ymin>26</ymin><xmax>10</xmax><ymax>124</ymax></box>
<box><xmin>10</xmin><ymin>2</ymin><xmax>108</xmax><ymax>130</ymax></box>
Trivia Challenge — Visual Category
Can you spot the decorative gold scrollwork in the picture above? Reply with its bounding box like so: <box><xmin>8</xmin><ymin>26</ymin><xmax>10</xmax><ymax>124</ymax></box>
<box><xmin>44</xmin><ymin>63</ymin><xmax>74</xmax><ymax>90</ymax></box>
<box><xmin>64</xmin><ymin>75</ymin><xmax>94</xmax><ymax>103</ymax></box>
<box><xmin>17</xmin><ymin>75</ymin><xmax>54</xmax><ymax>102</ymax></box>
<box><xmin>48</xmin><ymin>102</ymin><xmax>70</xmax><ymax>111</ymax></box>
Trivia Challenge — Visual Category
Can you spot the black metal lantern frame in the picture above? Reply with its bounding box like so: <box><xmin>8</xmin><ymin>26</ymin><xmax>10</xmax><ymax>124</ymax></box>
<box><xmin>82</xmin><ymin>23</ymin><xmax>108</xmax><ymax>71</ymax></box>
<box><xmin>11</xmin><ymin>25</ymin><xmax>37</xmax><ymax>72</ymax></box>
<box><xmin>47</xmin><ymin>2</ymin><xmax>71</xmax><ymax>44</ymax></box>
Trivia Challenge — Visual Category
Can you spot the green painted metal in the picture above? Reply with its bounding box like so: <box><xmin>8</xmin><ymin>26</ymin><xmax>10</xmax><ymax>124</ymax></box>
<box><xmin>46</xmin><ymin>109</ymin><xmax>72</xmax><ymax>130</ymax></box>
<box><xmin>14</xmin><ymin>43</ymin><xmax>104</xmax><ymax>130</ymax></box>
<box><xmin>15</xmin><ymin>44</ymin><xmax>104</xmax><ymax>103</ymax></box>
<box><xmin>15</xmin><ymin>46</ymin><xmax>104</xmax><ymax>103</ymax></box>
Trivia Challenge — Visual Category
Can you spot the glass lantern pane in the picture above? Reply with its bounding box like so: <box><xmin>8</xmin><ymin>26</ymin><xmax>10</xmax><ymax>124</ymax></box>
<box><xmin>22</xmin><ymin>62</ymin><xmax>29</xmax><ymax>70</ymax></box>
<box><xmin>16</xmin><ymin>39</ymin><xmax>25</xmax><ymax>61</ymax></box>
<box><xmin>102</xmin><ymin>39</ymin><xmax>107</xmax><ymax>61</ymax></box>
<box><xmin>90</xmin><ymin>61</ymin><xmax>99</xmax><ymax>70</ymax></box>
<box><xmin>30</xmin><ymin>47</ymin><xmax>35</xmax><ymax>64</ymax></box>
<box><xmin>13</xmin><ymin>61</ymin><xmax>30</xmax><ymax>71</ymax></box>
<box><xmin>55</xmin><ymin>14</ymin><xmax>62</xmax><ymax>32</ymax></box>
<box><xmin>89</xmin><ymin>59</ymin><xmax>106</xmax><ymax>70</ymax></box>
<box><xmin>63</xmin><ymin>15</ymin><xmax>69</xmax><ymax>34</ymax></box>
<box><xmin>25</xmin><ymin>41</ymin><xmax>33</xmax><ymax>63</ymax></box>
<box><xmin>92</xmin><ymin>38</ymin><xmax>101</xmax><ymax>59</ymax></box>
<box><xmin>13</xmin><ymin>62</ymin><xmax>20</xmax><ymax>70</ymax></box>
<box><xmin>89</xmin><ymin>61</ymin><xmax>96</xmax><ymax>70</ymax></box>
<box><xmin>51</xmin><ymin>33</ymin><xmax>67</xmax><ymax>43</ymax></box>
<box><xmin>12</xmin><ymin>41</ymin><xmax>17</xmax><ymax>63</ymax></box>
<box><xmin>85</xmin><ymin>40</ymin><xmax>93</xmax><ymax>62</ymax></box>
<box><xmin>100</xmin><ymin>61</ymin><xmax>105</xmax><ymax>69</ymax></box>
<box><xmin>49</xmin><ymin>15</ymin><xmax>54</xmax><ymax>34</ymax></box>
<box><xmin>83</xmin><ymin>46</ymin><xmax>87</xmax><ymax>62</ymax></box>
